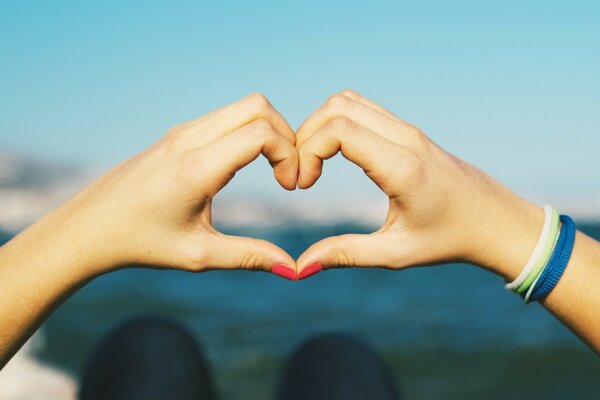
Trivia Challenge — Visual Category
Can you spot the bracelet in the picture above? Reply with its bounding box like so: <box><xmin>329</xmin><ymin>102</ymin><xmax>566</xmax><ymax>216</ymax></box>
<box><xmin>524</xmin><ymin>226</ymin><xmax>562</xmax><ymax>302</ymax></box>
<box><xmin>505</xmin><ymin>205</ymin><xmax>558</xmax><ymax>291</ymax></box>
<box><xmin>515</xmin><ymin>208</ymin><xmax>560</xmax><ymax>294</ymax></box>
<box><xmin>527</xmin><ymin>215</ymin><xmax>576</xmax><ymax>302</ymax></box>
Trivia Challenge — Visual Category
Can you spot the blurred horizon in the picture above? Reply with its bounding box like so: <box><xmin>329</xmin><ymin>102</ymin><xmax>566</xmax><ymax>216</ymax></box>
<box><xmin>0</xmin><ymin>149</ymin><xmax>600</xmax><ymax>234</ymax></box>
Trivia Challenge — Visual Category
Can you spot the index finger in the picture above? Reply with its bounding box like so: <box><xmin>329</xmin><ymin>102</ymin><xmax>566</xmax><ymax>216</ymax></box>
<box><xmin>188</xmin><ymin>118</ymin><xmax>299</xmax><ymax>193</ymax></box>
<box><xmin>297</xmin><ymin>117</ymin><xmax>406</xmax><ymax>191</ymax></box>
<box><xmin>295</xmin><ymin>93</ymin><xmax>411</xmax><ymax>148</ymax></box>
<box><xmin>180</xmin><ymin>93</ymin><xmax>296</xmax><ymax>146</ymax></box>
<box><xmin>339</xmin><ymin>89</ymin><xmax>405</xmax><ymax>123</ymax></box>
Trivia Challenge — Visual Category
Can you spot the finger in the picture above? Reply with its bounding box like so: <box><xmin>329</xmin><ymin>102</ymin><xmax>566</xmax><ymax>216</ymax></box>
<box><xmin>297</xmin><ymin>116</ymin><xmax>407</xmax><ymax>190</ymax></box>
<box><xmin>202</xmin><ymin>233</ymin><xmax>296</xmax><ymax>275</ymax></box>
<box><xmin>296</xmin><ymin>232</ymin><xmax>402</xmax><ymax>275</ymax></box>
<box><xmin>189</xmin><ymin>118</ymin><xmax>299</xmax><ymax>191</ymax></box>
<box><xmin>340</xmin><ymin>89</ymin><xmax>405</xmax><ymax>123</ymax></box>
<box><xmin>295</xmin><ymin>93</ymin><xmax>412</xmax><ymax>147</ymax></box>
<box><xmin>177</xmin><ymin>93</ymin><xmax>296</xmax><ymax>147</ymax></box>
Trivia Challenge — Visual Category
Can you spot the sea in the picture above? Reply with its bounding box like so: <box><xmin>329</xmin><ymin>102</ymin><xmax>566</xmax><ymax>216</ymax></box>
<box><xmin>3</xmin><ymin>222</ymin><xmax>600</xmax><ymax>399</ymax></box>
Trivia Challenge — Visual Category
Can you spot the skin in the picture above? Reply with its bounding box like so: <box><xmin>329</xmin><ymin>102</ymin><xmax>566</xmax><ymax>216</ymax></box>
<box><xmin>295</xmin><ymin>90</ymin><xmax>600</xmax><ymax>353</ymax></box>
<box><xmin>0</xmin><ymin>90</ymin><xmax>599</xmax><ymax>368</ymax></box>
<box><xmin>0</xmin><ymin>93</ymin><xmax>299</xmax><ymax>367</ymax></box>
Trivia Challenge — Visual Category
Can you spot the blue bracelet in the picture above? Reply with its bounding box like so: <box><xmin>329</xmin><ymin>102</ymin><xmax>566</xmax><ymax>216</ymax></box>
<box><xmin>529</xmin><ymin>215</ymin><xmax>576</xmax><ymax>302</ymax></box>
<box><xmin>524</xmin><ymin>218</ymin><xmax>567</xmax><ymax>300</ymax></box>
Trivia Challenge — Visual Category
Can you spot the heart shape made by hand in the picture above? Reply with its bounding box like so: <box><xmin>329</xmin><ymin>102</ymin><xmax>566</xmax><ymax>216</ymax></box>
<box><xmin>74</xmin><ymin>88</ymin><xmax>538</xmax><ymax>288</ymax></box>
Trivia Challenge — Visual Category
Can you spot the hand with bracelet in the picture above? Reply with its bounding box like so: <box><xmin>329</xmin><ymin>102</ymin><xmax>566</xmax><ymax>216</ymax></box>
<box><xmin>1</xmin><ymin>91</ymin><xmax>600</xmax><ymax>373</ymax></box>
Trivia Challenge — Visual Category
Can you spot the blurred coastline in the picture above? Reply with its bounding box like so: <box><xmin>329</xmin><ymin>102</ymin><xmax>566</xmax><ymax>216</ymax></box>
<box><xmin>1</xmin><ymin>152</ymin><xmax>600</xmax><ymax>235</ymax></box>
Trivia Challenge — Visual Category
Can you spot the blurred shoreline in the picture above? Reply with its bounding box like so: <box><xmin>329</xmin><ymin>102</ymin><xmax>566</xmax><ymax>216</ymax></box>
<box><xmin>1</xmin><ymin>152</ymin><xmax>599</xmax><ymax>234</ymax></box>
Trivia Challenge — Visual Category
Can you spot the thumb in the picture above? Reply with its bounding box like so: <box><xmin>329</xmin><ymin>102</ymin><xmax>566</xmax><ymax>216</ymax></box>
<box><xmin>202</xmin><ymin>233</ymin><xmax>297</xmax><ymax>279</ymax></box>
<box><xmin>296</xmin><ymin>232</ymin><xmax>401</xmax><ymax>279</ymax></box>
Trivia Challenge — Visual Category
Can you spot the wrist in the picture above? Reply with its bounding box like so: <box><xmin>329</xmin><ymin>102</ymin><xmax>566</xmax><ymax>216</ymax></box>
<box><xmin>463</xmin><ymin>185</ymin><xmax>545</xmax><ymax>281</ymax></box>
<box><xmin>3</xmin><ymin>203</ymin><xmax>119</xmax><ymax>284</ymax></box>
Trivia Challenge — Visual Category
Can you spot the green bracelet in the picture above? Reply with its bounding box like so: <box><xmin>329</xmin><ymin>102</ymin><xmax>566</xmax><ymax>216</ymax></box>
<box><xmin>516</xmin><ymin>208</ymin><xmax>560</xmax><ymax>294</ymax></box>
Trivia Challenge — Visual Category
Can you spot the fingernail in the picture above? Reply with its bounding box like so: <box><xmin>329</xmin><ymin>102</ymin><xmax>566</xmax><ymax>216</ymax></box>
<box><xmin>298</xmin><ymin>263</ymin><xmax>322</xmax><ymax>280</ymax></box>
<box><xmin>272</xmin><ymin>264</ymin><xmax>297</xmax><ymax>281</ymax></box>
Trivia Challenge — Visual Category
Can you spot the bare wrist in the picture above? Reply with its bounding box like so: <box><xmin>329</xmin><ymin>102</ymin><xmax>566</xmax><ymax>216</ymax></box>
<box><xmin>2</xmin><ymin>205</ymin><xmax>116</xmax><ymax>285</ymax></box>
<box><xmin>464</xmin><ymin>188</ymin><xmax>545</xmax><ymax>281</ymax></box>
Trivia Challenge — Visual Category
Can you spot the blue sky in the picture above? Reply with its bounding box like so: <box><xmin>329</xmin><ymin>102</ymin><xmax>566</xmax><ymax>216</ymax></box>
<box><xmin>0</xmin><ymin>0</ymin><xmax>599</xmax><ymax>202</ymax></box>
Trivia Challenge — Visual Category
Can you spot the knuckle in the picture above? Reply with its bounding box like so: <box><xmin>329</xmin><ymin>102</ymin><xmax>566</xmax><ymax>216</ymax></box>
<box><xmin>161</xmin><ymin>127</ymin><xmax>185</xmax><ymax>150</ymax></box>
<box><xmin>386</xmin><ymin>251</ymin><xmax>409</xmax><ymax>269</ymax></box>
<box><xmin>249</xmin><ymin>119</ymin><xmax>277</xmax><ymax>141</ymax></box>
<box><xmin>340</xmin><ymin>88</ymin><xmax>358</xmax><ymax>97</ymax></box>
<box><xmin>251</xmin><ymin>117</ymin><xmax>274</xmax><ymax>132</ymax></box>
<box><xmin>183</xmin><ymin>245</ymin><xmax>209</xmax><ymax>271</ymax></box>
<box><xmin>325</xmin><ymin>94</ymin><xmax>350</xmax><ymax>111</ymax></box>
<box><xmin>164</xmin><ymin>126</ymin><xmax>181</xmax><ymax>142</ymax></box>
<box><xmin>167</xmin><ymin>122</ymin><xmax>187</xmax><ymax>134</ymax></box>
<box><xmin>333</xmin><ymin>242</ymin><xmax>353</xmax><ymax>267</ymax></box>
<box><xmin>240</xmin><ymin>248</ymin><xmax>263</xmax><ymax>271</ymax></box>
<box><xmin>407</xmin><ymin>126</ymin><xmax>430</xmax><ymax>148</ymax></box>
<box><xmin>327</xmin><ymin>116</ymin><xmax>352</xmax><ymax>132</ymax></box>
<box><xmin>246</xmin><ymin>92</ymin><xmax>271</xmax><ymax>113</ymax></box>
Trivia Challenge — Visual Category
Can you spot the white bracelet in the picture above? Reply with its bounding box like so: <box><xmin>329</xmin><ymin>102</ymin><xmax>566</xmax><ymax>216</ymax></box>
<box><xmin>505</xmin><ymin>205</ymin><xmax>554</xmax><ymax>291</ymax></box>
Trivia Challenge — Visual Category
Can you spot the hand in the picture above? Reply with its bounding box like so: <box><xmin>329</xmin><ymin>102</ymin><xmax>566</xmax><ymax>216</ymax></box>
<box><xmin>295</xmin><ymin>90</ymin><xmax>544</xmax><ymax>279</ymax></box>
<box><xmin>0</xmin><ymin>93</ymin><xmax>302</xmax><ymax>365</ymax></box>
<box><xmin>23</xmin><ymin>93</ymin><xmax>298</xmax><ymax>278</ymax></box>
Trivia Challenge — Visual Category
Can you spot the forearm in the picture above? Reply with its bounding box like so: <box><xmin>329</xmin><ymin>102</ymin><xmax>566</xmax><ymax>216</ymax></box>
<box><xmin>469</xmin><ymin>180</ymin><xmax>600</xmax><ymax>352</ymax></box>
<box><xmin>541</xmin><ymin>231</ymin><xmax>600</xmax><ymax>352</ymax></box>
<box><xmin>0</xmin><ymin>206</ymin><xmax>101</xmax><ymax>367</ymax></box>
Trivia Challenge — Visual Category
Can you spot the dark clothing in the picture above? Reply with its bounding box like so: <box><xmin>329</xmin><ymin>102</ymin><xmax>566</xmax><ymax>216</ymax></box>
<box><xmin>79</xmin><ymin>316</ymin><xmax>401</xmax><ymax>400</ymax></box>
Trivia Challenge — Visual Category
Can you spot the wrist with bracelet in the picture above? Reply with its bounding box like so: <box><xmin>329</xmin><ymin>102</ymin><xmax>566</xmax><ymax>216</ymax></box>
<box><xmin>505</xmin><ymin>205</ymin><xmax>577</xmax><ymax>303</ymax></box>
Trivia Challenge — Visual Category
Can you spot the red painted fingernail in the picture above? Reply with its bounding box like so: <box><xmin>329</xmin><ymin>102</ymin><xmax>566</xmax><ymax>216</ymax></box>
<box><xmin>272</xmin><ymin>264</ymin><xmax>297</xmax><ymax>281</ymax></box>
<box><xmin>298</xmin><ymin>263</ymin><xmax>322</xmax><ymax>280</ymax></box>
